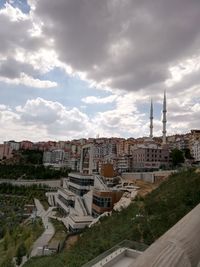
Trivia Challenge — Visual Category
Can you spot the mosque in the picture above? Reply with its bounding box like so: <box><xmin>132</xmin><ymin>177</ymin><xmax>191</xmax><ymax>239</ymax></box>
<box><xmin>132</xmin><ymin>92</ymin><xmax>170</xmax><ymax>172</ymax></box>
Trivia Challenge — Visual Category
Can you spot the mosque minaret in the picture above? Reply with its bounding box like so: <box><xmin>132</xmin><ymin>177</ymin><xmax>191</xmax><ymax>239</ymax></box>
<box><xmin>150</xmin><ymin>99</ymin><xmax>153</xmax><ymax>139</ymax></box>
<box><xmin>162</xmin><ymin>91</ymin><xmax>167</xmax><ymax>145</ymax></box>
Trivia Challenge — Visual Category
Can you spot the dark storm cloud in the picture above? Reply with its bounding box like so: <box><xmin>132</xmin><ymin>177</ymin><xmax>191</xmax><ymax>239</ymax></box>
<box><xmin>34</xmin><ymin>0</ymin><xmax>200</xmax><ymax>92</ymax></box>
<box><xmin>0</xmin><ymin>11</ymin><xmax>44</xmax><ymax>55</ymax></box>
<box><xmin>0</xmin><ymin>58</ymin><xmax>35</xmax><ymax>78</ymax></box>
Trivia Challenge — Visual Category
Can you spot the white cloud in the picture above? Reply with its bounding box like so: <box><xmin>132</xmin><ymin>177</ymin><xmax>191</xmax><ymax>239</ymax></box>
<box><xmin>82</xmin><ymin>95</ymin><xmax>117</xmax><ymax>104</ymax></box>
<box><xmin>0</xmin><ymin>3</ymin><xmax>29</xmax><ymax>21</ymax></box>
<box><xmin>0</xmin><ymin>73</ymin><xmax>57</xmax><ymax>88</ymax></box>
<box><xmin>0</xmin><ymin>97</ymin><xmax>93</xmax><ymax>142</ymax></box>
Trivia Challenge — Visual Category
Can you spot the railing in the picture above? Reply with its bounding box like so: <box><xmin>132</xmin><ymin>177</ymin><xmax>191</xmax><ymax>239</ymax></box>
<box><xmin>95</xmin><ymin>175</ymin><xmax>108</xmax><ymax>190</ymax></box>
<box><xmin>82</xmin><ymin>240</ymin><xmax>148</xmax><ymax>267</ymax></box>
<box><xmin>77</xmin><ymin>196</ymin><xmax>88</xmax><ymax>216</ymax></box>
<box><xmin>82</xmin><ymin>197</ymin><xmax>90</xmax><ymax>215</ymax></box>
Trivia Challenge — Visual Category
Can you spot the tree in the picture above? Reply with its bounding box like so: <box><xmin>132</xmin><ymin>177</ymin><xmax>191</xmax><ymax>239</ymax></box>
<box><xmin>171</xmin><ymin>149</ymin><xmax>184</xmax><ymax>166</ymax></box>
<box><xmin>183</xmin><ymin>148</ymin><xmax>194</xmax><ymax>160</ymax></box>
<box><xmin>0</xmin><ymin>257</ymin><xmax>14</xmax><ymax>267</ymax></box>
<box><xmin>3</xmin><ymin>231</ymin><xmax>11</xmax><ymax>251</ymax></box>
<box><xmin>16</xmin><ymin>242</ymin><xmax>27</xmax><ymax>266</ymax></box>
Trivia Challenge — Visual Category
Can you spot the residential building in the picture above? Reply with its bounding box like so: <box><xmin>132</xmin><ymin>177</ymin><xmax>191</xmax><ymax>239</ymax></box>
<box><xmin>116</xmin><ymin>155</ymin><xmax>132</xmax><ymax>173</ymax></box>
<box><xmin>4</xmin><ymin>140</ymin><xmax>20</xmax><ymax>151</ymax></box>
<box><xmin>132</xmin><ymin>144</ymin><xmax>170</xmax><ymax>171</ymax></box>
<box><xmin>191</xmin><ymin>141</ymin><xmax>200</xmax><ymax>162</ymax></box>
<box><xmin>0</xmin><ymin>144</ymin><xmax>13</xmax><ymax>160</ymax></box>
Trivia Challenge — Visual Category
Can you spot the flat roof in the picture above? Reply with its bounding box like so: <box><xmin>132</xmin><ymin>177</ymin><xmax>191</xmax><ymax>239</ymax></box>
<box><xmin>69</xmin><ymin>215</ymin><xmax>94</xmax><ymax>222</ymax></box>
<box><xmin>69</xmin><ymin>173</ymin><xmax>93</xmax><ymax>179</ymax></box>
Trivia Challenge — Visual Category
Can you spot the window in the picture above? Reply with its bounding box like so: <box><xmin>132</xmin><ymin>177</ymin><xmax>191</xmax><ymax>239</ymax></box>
<box><xmin>93</xmin><ymin>196</ymin><xmax>111</xmax><ymax>208</ymax></box>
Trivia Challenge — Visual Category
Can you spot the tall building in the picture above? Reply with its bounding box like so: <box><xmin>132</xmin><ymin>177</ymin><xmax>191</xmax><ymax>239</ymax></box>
<box><xmin>162</xmin><ymin>91</ymin><xmax>167</xmax><ymax>145</ymax></box>
<box><xmin>150</xmin><ymin>99</ymin><xmax>153</xmax><ymax>139</ymax></box>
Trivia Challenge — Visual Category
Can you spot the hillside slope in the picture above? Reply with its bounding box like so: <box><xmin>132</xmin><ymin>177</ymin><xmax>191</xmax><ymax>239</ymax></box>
<box><xmin>24</xmin><ymin>169</ymin><xmax>200</xmax><ymax>267</ymax></box>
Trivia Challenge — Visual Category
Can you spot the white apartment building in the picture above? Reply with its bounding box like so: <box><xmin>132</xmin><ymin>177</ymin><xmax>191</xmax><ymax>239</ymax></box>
<box><xmin>191</xmin><ymin>141</ymin><xmax>200</xmax><ymax>162</ymax></box>
<box><xmin>43</xmin><ymin>149</ymin><xmax>66</xmax><ymax>168</ymax></box>
<box><xmin>4</xmin><ymin>140</ymin><xmax>20</xmax><ymax>151</ymax></box>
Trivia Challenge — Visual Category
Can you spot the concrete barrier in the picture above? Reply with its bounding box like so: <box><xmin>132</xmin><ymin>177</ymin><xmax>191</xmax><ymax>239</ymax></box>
<box><xmin>132</xmin><ymin>203</ymin><xmax>200</xmax><ymax>267</ymax></box>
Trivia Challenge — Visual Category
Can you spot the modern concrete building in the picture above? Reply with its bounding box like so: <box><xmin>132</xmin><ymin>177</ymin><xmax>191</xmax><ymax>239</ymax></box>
<box><xmin>92</xmin><ymin>189</ymin><xmax>123</xmax><ymax>217</ymax></box>
<box><xmin>46</xmin><ymin>174</ymin><xmax>94</xmax><ymax>231</ymax></box>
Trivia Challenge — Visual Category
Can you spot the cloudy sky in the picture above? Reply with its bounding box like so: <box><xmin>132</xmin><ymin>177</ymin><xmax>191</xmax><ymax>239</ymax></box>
<box><xmin>0</xmin><ymin>0</ymin><xmax>200</xmax><ymax>142</ymax></box>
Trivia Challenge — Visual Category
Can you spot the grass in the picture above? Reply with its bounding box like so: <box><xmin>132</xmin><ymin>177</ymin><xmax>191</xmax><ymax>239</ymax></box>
<box><xmin>50</xmin><ymin>218</ymin><xmax>67</xmax><ymax>242</ymax></box>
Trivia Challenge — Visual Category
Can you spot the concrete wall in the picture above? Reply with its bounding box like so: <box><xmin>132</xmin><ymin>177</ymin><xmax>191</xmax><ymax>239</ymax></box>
<box><xmin>0</xmin><ymin>179</ymin><xmax>61</xmax><ymax>188</ymax></box>
<box><xmin>131</xmin><ymin>203</ymin><xmax>200</xmax><ymax>267</ymax></box>
<box><xmin>122</xmin><ymin>170</ymin><xmax>175</xmax><ymax>184</ymax></box>
<box><xmin>83</xmin><ymin>191</ymin><xmax>93</xmax><ymax>215</ymax></box>
<box><xmin>122</xmin><ymin>172</ymin><xmax>155</xmax><ymax>183</ymax></box>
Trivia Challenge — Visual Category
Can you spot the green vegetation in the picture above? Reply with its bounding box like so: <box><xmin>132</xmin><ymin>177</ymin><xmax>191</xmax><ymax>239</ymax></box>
<box><xmin>24</xmin><ymin>169</ymin><xmax>200</xmax><ymax>267</ymax></box>
<box><xmin>183</xmin><ymin>148</ymin><xmax>194</xmax><ymax>160</ymax></box>
<box><xmin>0</xmin><ymin>184</ymin><xmax>47</xmax><ymax>266</ymax></box>
<box><xmin>20</xmin><ymin>150</ymin><xmax>43</xmax><ymax>165</ymax></box>
<box><xmin>0</xmin><ymin>184</ymin><xmax>48</xmax><ymax>239</ymax></box>
<box><xmin>0</xmin><ymin>219</ymin><xmax>43</xmax><ymax>266</ymax></box>
<box><xmin>49</xmin><ymin>219</ymin><xmax>67</xmax><ymax>252</ymax></box>
<box><xmin>171</xmin><ymin>148</ymin><xmax>185</xmax><ymax>166</ymax></box>
<box><xmin>0</xmin><ymin>165</ymin><xmax>69</xmax><ymax>180</ymax></box>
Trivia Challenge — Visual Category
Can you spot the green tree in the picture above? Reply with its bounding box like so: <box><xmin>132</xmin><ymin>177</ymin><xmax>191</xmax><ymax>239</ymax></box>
<box><xmin>0</xmin><ymin>257</ymin><xmax>14</xmax><ymax>267</ymax></box>
<box><xmin>16</xmin><ymin>242</ymin><xmax>27</xmax><ymax>266</ymax></box>
<box><xmin>3</xmin><ymin>230</ymin><xmax>11</xmax><ymax>251</ymax></box>
<box><xmin>183</xmin><ymin>148</ymin><xmax>194</xmax><ymax>160</ymax></box>
<box><xmin>171</xmin><ymin>148</ymin><xmax>184</xmax><ymax>166</ymax></box>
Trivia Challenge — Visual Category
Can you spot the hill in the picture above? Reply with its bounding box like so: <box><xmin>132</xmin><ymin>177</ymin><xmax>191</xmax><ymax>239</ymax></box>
<box><xmin>24</xmin><ymin>168</ymin><xmax>200</xmax><ymax>267</ymax></box>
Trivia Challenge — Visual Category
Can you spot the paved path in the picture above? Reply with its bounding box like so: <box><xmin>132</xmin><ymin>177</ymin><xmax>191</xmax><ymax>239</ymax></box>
<box><xmin>30</xmin><ymin>199</ymin><xmax>55</xmax><ymax>257</ymax></box>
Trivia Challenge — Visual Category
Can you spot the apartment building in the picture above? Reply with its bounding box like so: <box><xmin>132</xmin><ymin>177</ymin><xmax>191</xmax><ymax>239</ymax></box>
<box><xmin>191</xmin><ymin>141</ymin><xmax>200</xmax><ymax>162</ymax></box>
<box><xmin>132</xmin><ymin>144</ymin><xmax>170</xmax><ymax>171</ymax></box>
<box><xmin>4</xmin><ymin>140</ymin><xmax>20</xmax><ymax>151</ymax></box>
<box><xmin>0</xmin><ymin>144</ymin><xmax>13</xmax><ymax>160</ymax></box>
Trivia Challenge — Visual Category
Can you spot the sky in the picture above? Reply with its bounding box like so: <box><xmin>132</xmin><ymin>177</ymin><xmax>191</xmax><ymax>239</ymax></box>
<box><xmin>0</xmin><ymin>0</ymin><xmax>200</xmax><ymax>142</ymax></box>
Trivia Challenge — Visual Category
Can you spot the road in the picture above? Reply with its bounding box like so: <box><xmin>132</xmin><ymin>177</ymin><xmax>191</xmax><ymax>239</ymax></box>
<box><xmin>0</xmin><ymin>179</ymin><xmax>61</xmax><ymax>188</ymax></box>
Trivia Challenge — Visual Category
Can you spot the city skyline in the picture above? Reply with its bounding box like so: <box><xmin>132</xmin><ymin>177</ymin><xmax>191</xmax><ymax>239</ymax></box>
<box><xmin>0</xmin><ymin>0</ymin><xmax>200</xmax><ymax>142</ymax></box>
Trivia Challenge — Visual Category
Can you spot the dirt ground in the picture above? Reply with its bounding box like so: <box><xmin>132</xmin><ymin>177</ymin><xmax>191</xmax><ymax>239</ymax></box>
<box><xmin>126</xmin><ymin>178</ymin><xmax>164</xmax><ymax>197</ymax></box>
<box><xmin>64</xmin><ymin>234</ymin><xmax>79</xmax><ymax>250</ymax></box>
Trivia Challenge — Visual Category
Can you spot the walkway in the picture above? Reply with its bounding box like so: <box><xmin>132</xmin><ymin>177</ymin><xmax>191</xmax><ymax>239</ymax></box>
<box><xmin>30</xmin><ymin>199</ymin><xmax>55</xmax><ymax>257</ymax></box>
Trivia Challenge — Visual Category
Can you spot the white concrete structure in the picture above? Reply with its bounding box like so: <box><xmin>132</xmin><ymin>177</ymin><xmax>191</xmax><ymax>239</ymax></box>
<box><xmin>46</xmin><ymin>173</ymin><xmax>94</xmax><ymax>232</ymax></box>
<box><xmin>122</xmin><ymin>170</ymin><xmax>175</xmax><ymax>183</ymax></box>
<box><xmin>130</xmin><ymin>203</ymin><xmax>200</xmax><ymax>267</ymax></box>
